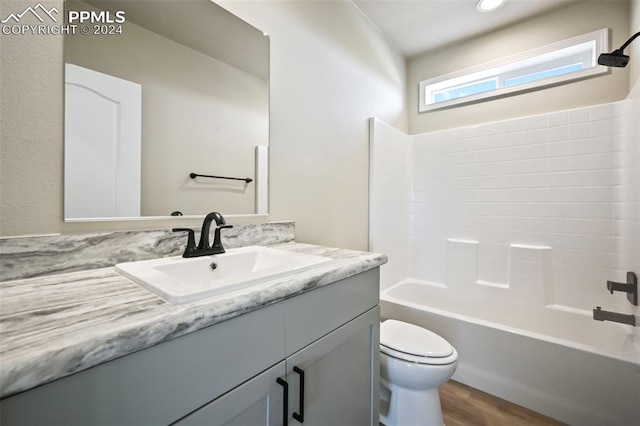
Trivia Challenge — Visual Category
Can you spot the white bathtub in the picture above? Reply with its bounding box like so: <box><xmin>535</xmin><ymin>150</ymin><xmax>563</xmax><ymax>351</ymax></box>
<box><xmin>381</xmin><ymin>280</ymin><xmax>640</xmax><ymax>426</ymax></box>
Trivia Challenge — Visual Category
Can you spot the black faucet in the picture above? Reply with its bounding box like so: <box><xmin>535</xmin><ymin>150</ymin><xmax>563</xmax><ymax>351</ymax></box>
<box><xmin>593</xmin><ymin>307</ymin><xmax>636</xmax><ymax>326</ymax></box>
<box><xmin>172</xmin><ymin>212</ymin><xmax>233</xmax><ymax>258</ymax></box>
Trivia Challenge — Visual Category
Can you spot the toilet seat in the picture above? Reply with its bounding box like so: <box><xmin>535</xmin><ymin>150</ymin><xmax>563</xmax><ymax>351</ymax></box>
<box><xmin>380</xmin><ymin>320</ymin><xmax>457</xmax><ymax>365</ymax></box>
<box><xmin>381</xmin><ymin>345</ymin><xmax>458</xmax><ymax>365</ymax></box>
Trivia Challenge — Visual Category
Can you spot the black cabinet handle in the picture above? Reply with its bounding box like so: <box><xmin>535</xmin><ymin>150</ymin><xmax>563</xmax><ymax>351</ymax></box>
<box><xmin>293</xmin><ymin>367</ymin><xmax>305</xmax><ymax>423</ymax></box>
<box><xmin>277</xmin><ymin>377</ymin><xmax>288</xmax><ymax>426</ymax></box>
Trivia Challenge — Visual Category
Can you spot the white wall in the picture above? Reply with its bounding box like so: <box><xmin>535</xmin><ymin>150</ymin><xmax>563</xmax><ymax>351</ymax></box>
<box><xmin>0</xmin><ymin>0</ymin><xmax>406</xmax><ymax>250</ymax></box>
<box><xmin>619</xmin><ymin>0</ymin><xmax>639</xmax><ymax>304</ymax></box>
<box><xmin>218</xmin><ymin>1</ymin><xmax>407</xmax><ymax>250</ymax></box>
<box><xmin>408</xmin><ymin>0</ymin><xmax>632</xmax><ymax>133</ymax></box>
<box><xmin>615</xmin><ymin>80</ymin><xmax>640</xmax><ymax>315</ymax></box>
<box><xmin>368</xmin><ymin>118</ymin><xmax>412</xmax><ymax>290</ymax></box>
<box><xmin>371</xmin><ymin>94</ymin><xmax>639</xmax><ymax>316</ymax></box>
<box><xmin>631</xmin><ymin>0</ymin><xmax>640</xmax><ymax>86</ymax></box>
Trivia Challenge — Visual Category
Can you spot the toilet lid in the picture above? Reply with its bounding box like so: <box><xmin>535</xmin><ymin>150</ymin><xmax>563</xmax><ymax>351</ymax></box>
<box><xmin>380</xmin><ymin>320</ymin><xmax>453</xmax><ymax>358</ymax></box>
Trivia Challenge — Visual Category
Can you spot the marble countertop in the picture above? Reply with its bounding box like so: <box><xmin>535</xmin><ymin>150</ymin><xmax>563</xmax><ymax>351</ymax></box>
<box><xmin>0</xmin><ymin>243</ymin><xmax>387</xmax><ymax>399</ymax></box>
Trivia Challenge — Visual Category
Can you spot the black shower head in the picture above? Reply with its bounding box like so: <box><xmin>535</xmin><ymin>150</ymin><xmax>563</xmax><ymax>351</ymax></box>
<box><xmin>598</xmin><ymin>49</ymin><xmax>630</xmax><ymax>68</ymax></box>
<box><xmin>598</xmin><ymin>31</ymin><xmax>639</xmax><ymax>68</ymax></box>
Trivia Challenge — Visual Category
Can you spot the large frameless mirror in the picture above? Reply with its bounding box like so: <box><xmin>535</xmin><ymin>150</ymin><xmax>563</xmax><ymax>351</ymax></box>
<box><xmin>63</xmin><ymin>0</ymin><xmax>269</xmax><ymax>220</ymax></box>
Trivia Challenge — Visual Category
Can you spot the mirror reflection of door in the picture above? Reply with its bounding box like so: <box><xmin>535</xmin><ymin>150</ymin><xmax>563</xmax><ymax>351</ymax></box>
<box><xmin>64</xmin><ymin>63</ymin><xmax>142</xmax><ymax>219</ymax></box>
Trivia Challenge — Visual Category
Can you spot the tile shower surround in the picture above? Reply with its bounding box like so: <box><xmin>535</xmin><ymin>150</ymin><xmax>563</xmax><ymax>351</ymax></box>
<box><xmin>371</xmin><ymin>92</ymin><xmax>639</xmax><ymax>313</ymax></box>
<box><xmin>0</xmin><ymin>221</ymin><xmax>295</xmax><ymax>281</ymax></box>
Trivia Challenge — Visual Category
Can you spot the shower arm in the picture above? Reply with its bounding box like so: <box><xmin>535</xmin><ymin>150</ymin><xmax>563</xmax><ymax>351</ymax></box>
<box><xmin>616</xmin><ymin>31</ymin><xmax>640</xmax><ymax>53</ymax></box>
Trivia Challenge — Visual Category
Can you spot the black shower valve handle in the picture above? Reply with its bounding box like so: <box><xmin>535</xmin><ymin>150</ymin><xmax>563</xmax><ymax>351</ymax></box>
<box><xmin>605</xmin><ymin>272</ymin><xmax>638</xmax><ymax>306</ymax></box>
<box><xmin>606</xmin><ymin>280</ymin><xmax>621</xmax><ymax>294</ymax></box>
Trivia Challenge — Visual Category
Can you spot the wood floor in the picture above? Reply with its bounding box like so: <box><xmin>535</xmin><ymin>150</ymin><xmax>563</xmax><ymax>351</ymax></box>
<box><xmin>439</xmin><ymin>380</ymin><xmax>564</xmax><ymax>426</ymax></box>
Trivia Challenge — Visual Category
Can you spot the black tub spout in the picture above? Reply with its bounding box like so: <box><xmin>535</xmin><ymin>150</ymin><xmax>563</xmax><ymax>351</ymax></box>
<box><xmin>593</xmin><ymin>307</ymin><xmax>636</xmax><ymax>326</ymax></box>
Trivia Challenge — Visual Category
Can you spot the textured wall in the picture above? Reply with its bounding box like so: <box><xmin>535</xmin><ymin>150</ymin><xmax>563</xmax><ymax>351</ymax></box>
<box><xmin>0</xmin><ymin>0</ymin><xmax>65</xmax><ymax>236</ymax></box>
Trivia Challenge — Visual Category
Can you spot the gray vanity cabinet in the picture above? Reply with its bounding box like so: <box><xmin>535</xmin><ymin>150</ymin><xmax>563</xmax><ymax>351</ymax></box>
<box><xmin>284</xmin><ymin>307</ymin><xmax>379</xmax><ymax>426</ymax></box>
<box><xmin>176</xmin><ymin>361</ymin><xmax>287</xmax><ymax>426</ymax></box>
<box><xmin>0</xmin><ymin>268</ymin><xmax>380</xmax><ymax>426</ymax></box>
<box><xmin>177</xmin><ymin>308</ymin><xmax>380</xmax><ymax>426</ymax></box>
<box><xmin>0</xmin><ymin>301</ymin><xmax>287</xmax><ymax>425</ymax></box>
<box><xmin>179</xmin><ymin>268</ymin><xmax>380</xmax><ymax>426</ymax></box>
<box><xmin>179</xmin><ymin>307</ymin><xmax>379</xmax><ymax>426</ymax></box>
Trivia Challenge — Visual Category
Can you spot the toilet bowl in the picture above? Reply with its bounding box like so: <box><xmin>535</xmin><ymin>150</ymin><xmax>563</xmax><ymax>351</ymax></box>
<box><xmin>379</xmin><ymin>319</ymin><xmax>458</xmax><ymax>426</ymax></box>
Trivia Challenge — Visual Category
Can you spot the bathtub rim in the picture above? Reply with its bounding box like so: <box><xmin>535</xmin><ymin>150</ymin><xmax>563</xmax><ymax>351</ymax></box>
<box><xmin>381</xmin><ymin>279</ymin><xmax>640</xmax><ymax>366</ymax></box>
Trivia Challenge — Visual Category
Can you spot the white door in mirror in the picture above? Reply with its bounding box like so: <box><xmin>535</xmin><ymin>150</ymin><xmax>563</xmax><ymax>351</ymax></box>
<box><xmin>64</xmin><ymin>64</ymin><xmax>142</xmax><ymax>219</ymax></box>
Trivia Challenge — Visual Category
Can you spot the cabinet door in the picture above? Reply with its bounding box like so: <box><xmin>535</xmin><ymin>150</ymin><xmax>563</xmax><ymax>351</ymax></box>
<box><xmin>286</xmin><ymin>307</ymin><xmax>380</xmax><ymax>426</ymax></box>
<box><xmin>176</xmin><ymin>361</ymin><xmax>287</xmax><ymax>426</ymax></box>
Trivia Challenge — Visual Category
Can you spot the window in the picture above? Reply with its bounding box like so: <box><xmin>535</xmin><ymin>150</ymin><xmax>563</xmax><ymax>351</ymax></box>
<box><xmin>419</xmin><ymin>29</ymin><xmax>609</xmax><ymax>112</ymax></box>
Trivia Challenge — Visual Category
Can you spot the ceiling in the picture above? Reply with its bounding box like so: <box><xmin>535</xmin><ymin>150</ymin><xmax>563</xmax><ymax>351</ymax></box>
<box><xmin>352</xmin><ymin>0</ymin><xmax>578</xmax><ymax>57</ymax></box>
<box><xmin>84</xmin><ymin>0</ymin><xmax>269</xmax><ymax>80</ymax></box>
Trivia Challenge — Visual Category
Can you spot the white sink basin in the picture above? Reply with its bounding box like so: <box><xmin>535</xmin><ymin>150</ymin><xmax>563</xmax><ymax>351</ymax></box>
<box><xmin>115</xmin><ymin>246</ymin><xmax>332</xmax><ymax>304</ymax></box>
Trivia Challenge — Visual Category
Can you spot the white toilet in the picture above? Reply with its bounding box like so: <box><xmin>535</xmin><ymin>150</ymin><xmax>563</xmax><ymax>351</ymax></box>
<box><xmin>379</xmin><ymin>319</ymin><xmax>458</xmax><ymax>426</ymax></box>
